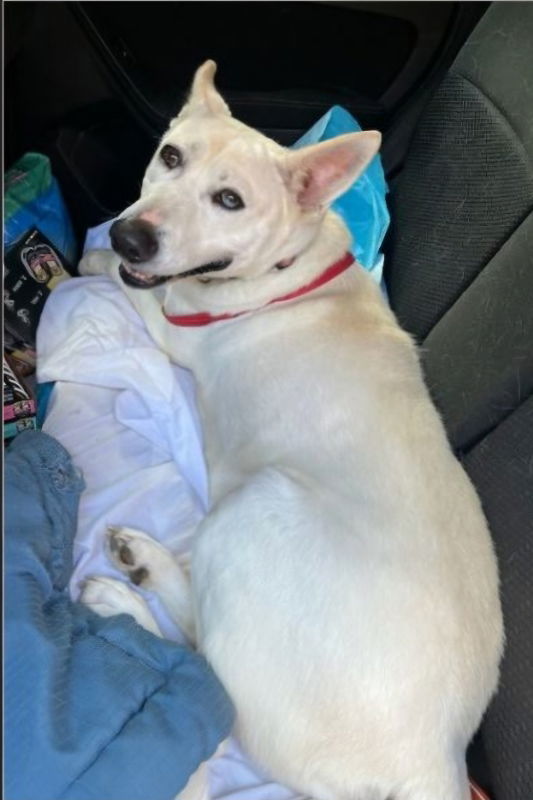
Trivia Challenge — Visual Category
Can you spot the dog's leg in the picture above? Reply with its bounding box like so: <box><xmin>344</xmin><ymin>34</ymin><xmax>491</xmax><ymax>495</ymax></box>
<box><xmin>397</xmin><ymin>756</ymin><xmax>471</xmax><ymax>800</ymax></box>
<box><xmin>105</xmin><ymin>526</ymin><xmax>196</xmax><ymax>644</ymax></box>
<box><xmin>78</xmin><ymin>248</ymin><xmax>117</xmax><ymax>276</ymax></box>
<box><xmin>80</xmin><ymin>575</ymin><xmax>163</xmax><ymax>637</ymax></box>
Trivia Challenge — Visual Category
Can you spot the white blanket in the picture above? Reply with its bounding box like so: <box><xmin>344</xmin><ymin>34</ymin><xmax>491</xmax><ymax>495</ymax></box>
<box><xmin>37</xmin><ymin>264</ymin><xmax>305</xmax><ymax>799</ymax></box>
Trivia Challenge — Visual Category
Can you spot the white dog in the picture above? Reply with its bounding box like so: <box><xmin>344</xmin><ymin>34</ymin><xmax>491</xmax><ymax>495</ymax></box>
<box><xmin>80</xmin><ymin>61</ymin><xmax>503</xmax><ymax>800</ymax></box>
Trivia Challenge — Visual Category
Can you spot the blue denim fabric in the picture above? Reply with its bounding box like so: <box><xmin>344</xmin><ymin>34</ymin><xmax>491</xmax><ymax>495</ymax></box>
<box><xmin>5</xmin><ymin>431</ymin><xmax>234</xmax><ymax>800</ymax></box>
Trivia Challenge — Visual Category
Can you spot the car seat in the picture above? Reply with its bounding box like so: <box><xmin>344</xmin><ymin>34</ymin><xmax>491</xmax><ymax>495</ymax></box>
<box><xmin>385</xmin><ymin>4</ymin><xmax>533</xmax><ymax>798</ymax></box>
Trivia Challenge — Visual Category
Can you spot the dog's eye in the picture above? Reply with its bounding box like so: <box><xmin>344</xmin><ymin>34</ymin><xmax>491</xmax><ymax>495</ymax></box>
<box><xmin>212</xmin><ymin>189</ymin><xmax>245</xmax><ymax>211</ymax></box>
<box><xmin>159</xmin><ymin>144</ymin><xmax>184</xmax><ymax>169</ymax></box>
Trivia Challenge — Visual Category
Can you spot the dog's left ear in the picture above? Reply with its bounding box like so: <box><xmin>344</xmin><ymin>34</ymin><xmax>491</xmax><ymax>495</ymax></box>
<box><xmin>179</xmin><ymin>60</ymin><xmax>231</xmax><ymax>119</ymax></box>
<box><xmin>282</xmin><ymin>131</ymin><xmax>381</xmax><ymax>211</ymax></box>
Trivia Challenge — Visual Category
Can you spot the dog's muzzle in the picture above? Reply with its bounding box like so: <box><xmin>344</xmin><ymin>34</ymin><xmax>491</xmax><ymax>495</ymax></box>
<box><xmin>111</xmin><ymin>217</ymin><xmax>233</xmax><ymax>288</ymax></box>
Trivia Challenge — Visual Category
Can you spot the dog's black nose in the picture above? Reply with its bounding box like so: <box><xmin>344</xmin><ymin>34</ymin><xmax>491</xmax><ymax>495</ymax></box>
<box><xmin>110</xmin><ymin>218</ymin><xmax>159</xmax><ymax>263</ymax></box>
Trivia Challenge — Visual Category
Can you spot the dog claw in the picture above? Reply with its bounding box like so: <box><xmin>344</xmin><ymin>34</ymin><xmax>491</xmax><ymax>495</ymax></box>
<box><xmin>105</xmin><ymin>526</ymin><xmax>164</xmax><ymax>589</ymax></box>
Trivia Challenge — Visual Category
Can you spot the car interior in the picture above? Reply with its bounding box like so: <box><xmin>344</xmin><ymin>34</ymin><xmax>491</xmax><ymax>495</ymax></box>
<box><xmin>4</xmin><ymin>3</ymin><xmax>532</xmax><ymax>799</ymax></box>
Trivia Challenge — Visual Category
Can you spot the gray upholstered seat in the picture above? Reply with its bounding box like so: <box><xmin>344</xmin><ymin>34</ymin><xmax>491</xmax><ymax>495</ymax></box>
<box><xmin>385</xmin><ymin>4</ymin><xmax>533</xmax><ymax>798</ymax></box>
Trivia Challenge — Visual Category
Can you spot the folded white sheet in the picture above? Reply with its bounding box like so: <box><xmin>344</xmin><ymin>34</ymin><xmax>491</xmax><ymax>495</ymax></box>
<box><xmin>37</xmin><ymin>270</ymin><xmax>305</xmax><ymax>799</ymax></box>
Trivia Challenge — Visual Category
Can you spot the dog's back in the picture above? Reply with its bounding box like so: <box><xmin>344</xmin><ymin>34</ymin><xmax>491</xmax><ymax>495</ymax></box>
<box><xmin>191</xmin><ymin>267</ymin><xmax>502</xmax><ymax>800</ymax></box>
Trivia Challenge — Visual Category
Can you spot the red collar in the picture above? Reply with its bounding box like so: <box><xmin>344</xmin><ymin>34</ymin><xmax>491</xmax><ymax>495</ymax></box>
<box><xmin>164</xmin><ymin>251</ymin><xmax>355</xmax><ymax>327</ymax></box>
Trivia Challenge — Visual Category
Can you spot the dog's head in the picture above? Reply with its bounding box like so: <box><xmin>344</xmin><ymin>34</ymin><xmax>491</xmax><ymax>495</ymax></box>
<box><xmin>112</xmin><ymin>61</ymin><xmax>381</xmax><ymax>289</ymax></box>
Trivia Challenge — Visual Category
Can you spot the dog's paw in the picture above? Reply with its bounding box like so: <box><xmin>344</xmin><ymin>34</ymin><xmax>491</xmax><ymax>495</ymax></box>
<box><xmin>80</xmin><ymin>576</ymin><xmax>162</xmax><ymax>635</ymax></box>
<box><xmin>78</xmin><ymin>249</ymin><xmax>115</xmax><ymax>276</ymax></box>
<box><xmin>106</xmin><ymin>525</ymin><xmax>175</xmax><ymax>590</ymax></box>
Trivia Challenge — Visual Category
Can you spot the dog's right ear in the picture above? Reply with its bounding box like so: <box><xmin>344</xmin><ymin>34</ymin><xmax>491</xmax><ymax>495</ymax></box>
<box><xmin>281</xmin><ymin>131</ymin><xmax>381</xmax><ymax>211</ymax></box>
<box><xmin>177</xmin><ymin>60</ymin><xmax>231</xmax><ymax>120</ymax></box>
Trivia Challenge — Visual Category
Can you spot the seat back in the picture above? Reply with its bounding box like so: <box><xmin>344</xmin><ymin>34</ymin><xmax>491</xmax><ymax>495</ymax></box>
<box><xmin>385</xmin><ymin>4</ymin><xmax>533</xmax><ymax>798</ymax></box>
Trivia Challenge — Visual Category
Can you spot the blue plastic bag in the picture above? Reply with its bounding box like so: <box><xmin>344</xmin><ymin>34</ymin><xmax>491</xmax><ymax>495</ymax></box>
<box><xmin>292</xmin><ymin>106</ymin><xmax>389</xmax><ymax>283</ymax></box>
<box><xmin>4</xmin><ymin>152</ymin><xmax>77</xmax><ymax>265</ymax></box>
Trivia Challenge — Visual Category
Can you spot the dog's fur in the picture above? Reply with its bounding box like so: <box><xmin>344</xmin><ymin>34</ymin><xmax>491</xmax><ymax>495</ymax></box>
<box><xmin>80</xmin><ymin>62</ymin><xmax>503</xmax><ymax>800</ymax></box>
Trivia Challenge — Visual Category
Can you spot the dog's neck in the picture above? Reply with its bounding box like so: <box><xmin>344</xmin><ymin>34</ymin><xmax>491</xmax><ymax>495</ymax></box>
<box><xmin>160</xmin><ymin>211</ymin><xmax>352</xmax><ymax>321</ymax></box>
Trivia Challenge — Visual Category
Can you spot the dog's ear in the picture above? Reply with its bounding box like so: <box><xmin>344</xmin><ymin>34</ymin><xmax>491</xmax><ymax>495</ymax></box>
<box><xmin>179</xmin><ymin>60</ymin><xmax>231</xmax><ymax>118</ymax></box>
<box><xmin>282</xmin><ymin>131</ymin><xmax>381</xmax><ymax>210</ymax></box>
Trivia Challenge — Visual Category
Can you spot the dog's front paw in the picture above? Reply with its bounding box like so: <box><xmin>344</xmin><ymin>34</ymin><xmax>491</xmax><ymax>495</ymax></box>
<box><xmin>80</xmin><ymin>575</ymin><xmax>162</xmax><ymax>635</ymax></box>
<box><xmin>106</xmin><ymin>526</ymin><xmax>175</xmax><ymax>590</ymax></box>
<box><xmin>78</xmin><ymin>248</ymin><xmax>115</xmax><ymax>276</ymax></box>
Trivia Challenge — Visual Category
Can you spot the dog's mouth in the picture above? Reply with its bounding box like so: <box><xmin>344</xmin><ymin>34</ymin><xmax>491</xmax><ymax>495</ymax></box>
<box><xmin>119</xmin><ymin>259</ymin><xmax>233</xmax><ymax>289</ymax></box>
<box><xmin>119</xmin><ymin>263</ymin><xmax>171</xmax><ymax>289</ymax></box>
